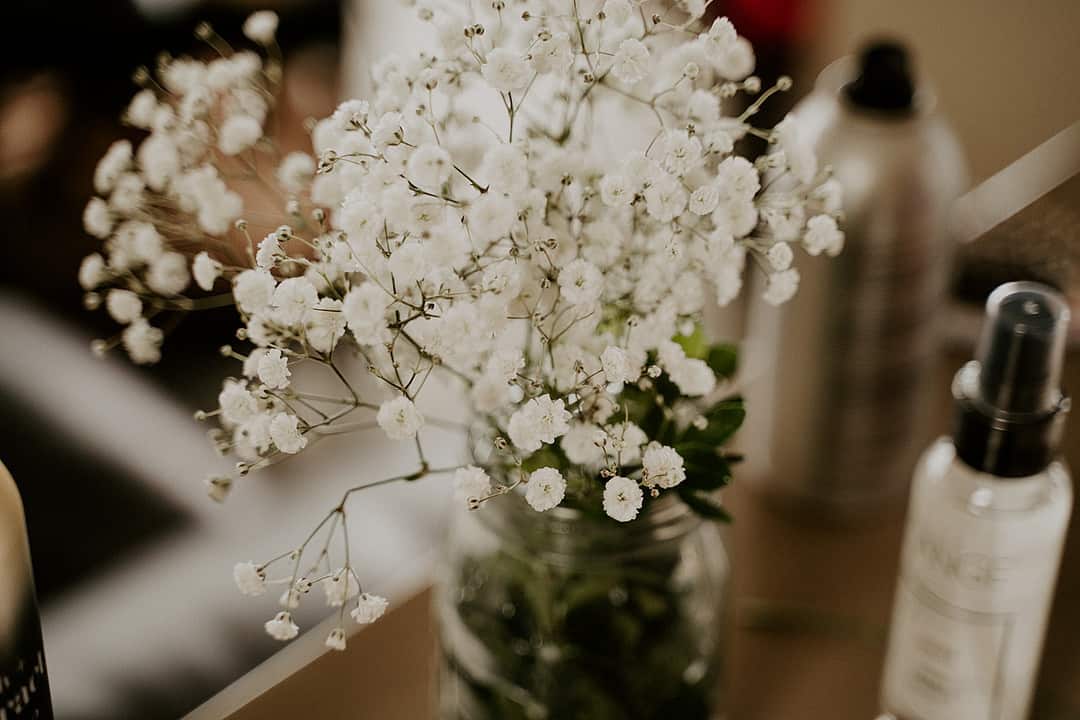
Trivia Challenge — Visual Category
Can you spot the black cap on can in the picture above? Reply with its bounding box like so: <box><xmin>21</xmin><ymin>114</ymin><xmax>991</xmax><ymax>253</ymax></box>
<box><xmin>844</xmin><ymin>40</ymin><xmax>915</xmax><ymax>114</ymax></box>
<box><xmin>954</xmin><ymin>282</ymin><xmax>1071</xmax><ymax>477</ymax></box>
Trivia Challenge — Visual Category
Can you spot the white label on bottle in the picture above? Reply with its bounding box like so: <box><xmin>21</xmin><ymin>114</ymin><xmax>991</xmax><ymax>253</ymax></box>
<box><xmin>883</xmin><ymin>457</ymin><xmax>1070</xmax><ymax>720</ymax></box>
<box><xmin>890</xmin><ymin>571</ymin><xmax>1013</xmax><ymax>718</ymax></box>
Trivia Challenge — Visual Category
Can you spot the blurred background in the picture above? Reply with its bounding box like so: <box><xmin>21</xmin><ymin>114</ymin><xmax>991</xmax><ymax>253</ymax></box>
<box><xmin>0</xmin><ymin>0</ymin><xmax>1077</xmax><ymax>718</ymax></box>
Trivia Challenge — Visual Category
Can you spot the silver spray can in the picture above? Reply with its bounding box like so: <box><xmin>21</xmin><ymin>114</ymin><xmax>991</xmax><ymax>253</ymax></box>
<box><xmin>741</xmin><ymin>42</ymin><xmax>969</xmax><ymax>513</ymax></box>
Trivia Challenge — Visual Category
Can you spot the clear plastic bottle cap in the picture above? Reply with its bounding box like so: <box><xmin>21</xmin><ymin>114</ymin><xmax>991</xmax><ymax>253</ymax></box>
<box><xmin>974</xmin><ymin>281</ymin><xmax>1070</xmax><ymax>417</ymax></box>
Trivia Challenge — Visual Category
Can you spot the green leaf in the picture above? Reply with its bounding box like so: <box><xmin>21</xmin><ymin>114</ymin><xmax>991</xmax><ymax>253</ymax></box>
<box><xmin>706</xmin><ymin>343</ymin><xmax>738</xmax><ymax>379</ymax></box>
<box><xmin>678</xmin><ymin>451</ymin><xmax>732</xmax><ymax>491</ymax></box>
<box><xmin>520</xmin><ymin>445</ymin><xmax>565</xmax><ymax>474</ymax></box>
<box><xmin>674</xmin><ymin>325</ymin><xmax>709</xmax><ymax>359</ymax></box>
<box><xmin>680</xmin><ymin>397</ymin><xmax>745</xmax><ymax>448</ymax></box>
<box><xmin>678</xmin><ymin>488</ymin><xmax>733</xmax><ymax>522</ymax></box>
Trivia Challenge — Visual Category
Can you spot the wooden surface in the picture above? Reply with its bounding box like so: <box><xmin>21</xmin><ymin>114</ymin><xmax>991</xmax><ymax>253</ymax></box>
<box><xmin>212</xmin><ymin>351</ymin><xmax>1080</xmax><ymax>720</ymax></box>
<box><xmin>222</xmin><ymin>590</ymin><xmax>438</xmax><ymax>720</ymax></box>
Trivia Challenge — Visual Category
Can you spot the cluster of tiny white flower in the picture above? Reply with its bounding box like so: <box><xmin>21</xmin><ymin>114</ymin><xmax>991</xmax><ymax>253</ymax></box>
<box><xmin>81</xmin><ymin>3</ymin><xmax>842</xmax><ymax>647</ymax></box>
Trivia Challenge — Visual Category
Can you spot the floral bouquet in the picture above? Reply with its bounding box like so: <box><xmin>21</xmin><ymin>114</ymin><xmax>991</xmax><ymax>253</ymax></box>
<box><xmin>79</xmin><ymin>1</ymin><xmax>842</xmax><ymax>715</ymax></box>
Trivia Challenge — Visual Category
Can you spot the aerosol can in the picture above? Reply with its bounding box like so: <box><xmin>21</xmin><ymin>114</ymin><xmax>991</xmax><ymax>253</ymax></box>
<box><xmin>743</xmin><ymin>42</ymin><xmax>969</xmax><ymax>513</ymax></box>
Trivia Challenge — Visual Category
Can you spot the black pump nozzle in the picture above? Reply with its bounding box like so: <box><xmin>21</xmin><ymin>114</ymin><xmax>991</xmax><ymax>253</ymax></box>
<box><xmin>976</xmin><ymin>283</ymin><xmax>1069</xmax><ymax>415</ymax></box>
<box><xmin>844</xmin><ymin>40</ymin><xmax>915</xmax><ymax>114</ymax></box>
<box><xmin>955</xmin><ymin>282</ymin><xmax>1071</xmax><ymax>477</ymax></box>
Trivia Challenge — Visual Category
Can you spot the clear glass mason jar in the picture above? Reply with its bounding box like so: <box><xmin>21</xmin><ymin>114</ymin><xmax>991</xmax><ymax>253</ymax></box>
<box><xmin>435</xmin><ymin>490</ymin><xmax>731</xmax><ymax>720</ymax></box>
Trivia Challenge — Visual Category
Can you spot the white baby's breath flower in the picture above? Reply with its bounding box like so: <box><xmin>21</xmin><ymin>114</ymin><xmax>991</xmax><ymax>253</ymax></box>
<box><xmin>269</xmin><ymin>412</ymin><xmax>307</xmax><ymax>454</ymax></box>
<box><xmin>526</xmin><ymin>467</ymin><xmax>566</xmax><ymax>512</ymax></box>
<box><xmin>106</xmin><ymin>289</ymin><xmax>142</xmax><ymax>324</ymax></box>
<box><xmin>233</xmin><ymin>269</ymin><xmax>276</xmax><ymax>314</ymax></box>
<box><xmin>716</xmin><ymin>155</ymin><xmax>761</xmax><ymax>203</ymax></box>
<box><xmin>811</xmin><ymin>179</ymin><xmax>843</xmax><ymax>215</ymax></box>
<box><xmin>277</xmin><ymin>152</ymin><xmax>316</xmax><ymax>193</ymax></box>
<box><xmin>305</xmin><ymin>298</ymin><xmax>346</xmax><ymax>354</ymax></box>
<box><xmin>219</xmin><ymin>380</ymin><xmax>258</xmax><ymax>425</ymax></box>
<box><xmin>803</xmin><ymin>214</ymin><xmax>844</xmax><ymax>257</ymax></box>
<box><xmin>674</xmin><ymin>357</ymin><xmax>716</xmax><ymax>397</ymax></box>
<box><xmin>79</xmin><ymin>253</ymin><xmax>108</xmax><ymax>290</ymax></box>
<box><xmin>482</xmin><ymin>144</ymin><xmax>529</xmax><ymax>194</ymax></box>
<box><xmin>600</xmin><ymin>346</ymin><xmax>639</xmax><ymax>384</ymax></box>
<box><xmin>146</xmin><ymin>252</ymin><xmax>191</xmax><ymax>295</ymax></box>
<box><xmin>560</xmin><ymin>423</ymin><xmax>605</xmax><ymax>466</ymax></box>
<box><xmin>387</xmin><ymin>241</ymin><xmax>428</xmax><ymax>286</ymax></box>
<box><xmin>193</xmin><ymin>251</ymin><xmax>221</xmax><ymax>291</ymax></box>
<box><xmin>342</xmin><ymin>284</ymin><xmax>391</xmax><ymax>345</ymax></box>
<box><xmin>206</xmin><ymin>475</ymin><xmax>232</xmax><ymax>502</ymax></box>
<box><xmin>219</xmin><ymin>114</ymin><xmax>263</xmax><ymax>155</ymax></box>
<box><xmin>371</xmin><ymin>111</ymin><xmax>404</xmax><ymax>149</ymax></box>
<box><xmin>713</xmin><ymin>37</ymin><xmax>755</xmax><ymax>80</ymax></box>
<box><xmin>689</xmin><ymin>185</ymin><xmax>721</xmax><ymax>216</ymax></box>
<box><xmin>482</xmin><ymin>260</ymin><xmax>524</xmax><ymax>297</ymax></box>
<box><xmin>529</xmin><ymin>31</ymin><xmax>573</xmax><ymax>75</ymax></box>
<box><xmin>467</xmin><ymin>193</ymin><xmax>517</xmax><ymax>244</ymax></box>
<box><xmin>130</xmin><ymin>222</ymin><xmax>164</xmax><ymax>265</ymax></box>
<box><xmin>603</xmin><ymin>476</ymin><xmax>643</xmax><ymax>522</ymax></box>
<box><xmin>271</xmin><ymin>277</ymin><xmax>318</xmax><ymax>325</ymax></box>
<box><xmin>122</xmin><ymin>318</ymin><xmax>163</xmax><ymax>365</ymax></box>
<box><xmin>657</xmin><ymin>340</ymin><xmax>716</xmax><ymax>397</ymax></box>
<box><xmin>712</xmin><ymin>199</ymin><xmax>759</xmax><ymax>239</ymax></box>
<box><xmin>689</xmin><ymin>90</ymin><xmax>721</xmax><ymax>125</ymax></box>
<box><xmin>237</xmin><ymin>412</ymin><xmax>273</xmax><ymax>456</ymax></box>
<box><xmin>558</xmin><ymin>259</ymin><xmax>603</xmax><ymax>307</ymax></box>
<box><xmin>279</xmin><ymin>587</ymin><xmax>301</xmax><ymax>609</ymax></box>
<box><xmin>351</xmin><ymin>593</ymin><xmax>389</xmax><ymax>624</ymax></box>
<box><xmin>126</xmin><ymin>89</ymin><xmax>158</xmax><ymax>129</ymax></box>
<box><xmin>599</xmin><ymin>173</ymin><xmax>634</xmax><ymax>207</ymax></box>
<box><xmin>644</xmin><ymin>173</ymin><xmax>687</xmax><ymax>222</ymax></box>
<box><xmin>322</xmin><ymin>570</ymin><xmax>360</xmax><ymax>607</ymax></box>
<box><xmin>257</xmin><ymin>348</ymin><xmax>291</xmax><ymax>389</ymax></box>
<box><xmin>601</xmin><ymin>422</ymin><xmax>648</xmax><ymax>466</ymax></box>
<box><xmin>603</xmin><ymin>0</ymin><xmax>633</xmax><ymax>25</ymax></box>
<box><xmin>243</xmin><ymin>10</ymin><xmax>279</xmax><ymax>45</ymax></box>
<box><xmin>94</xmin><ymin>140</ymin><xmax>132</xmax><ymax>194</ymax></box>
<box><xmin>376</xmin><ymin>396</ymin><xmax>424</xmax><ymax>440</ymax></box>
<box><xmin>611</xmin><ymin>39</ymin><xmax>650</xmax><ymax>85</ymax></box>
<box><xmin>763</xmin><ymin>268</ymin><xmax>800</xmax><ymax>306</ymax></box>
<box><xmin>264</xmin><ymin>611</ymin><xmax>299</xmax><ymax>641</ymax></box>
<box><xmin>256</xmin><ymin>233</ymin><xmax>282</xmax><ymax>269</ymax></box>
<box><xmin>233</xmin><ymin>561</ymin><xmax>266</xmax><ymax>596</ymax></box>
<box><xmin>175</xmin><ymin>164</ymin><xmax>244</xmax><ymax>235</ymax></box>
<box><xmin>137</xmin><ymin>133</ymin><xmax>180</xmax><ymax>192</ymax></box>
<box><xmin>454</xmin><ymin>466</ymin><xmax>492</xmax><ymax>502</ymax></box>
<box><xmin>407</xmin><ymin>143</ymin><xmax>453</xmax><ymax>188</ymax></box>
<box><xmin>703</xmin><ymin>128</ymin><xmax>735</xmax><ymax>155</ymax></box>
<box><xmin>773</xmin><ymin>115</ymin><xmax>817</xmax><ymax>184</ymax></box>
<box><xmin>680</xmin><ymin>0</ymin><xmax>707</xmax><ymax>20</ymax></box>
<box><xmin>642</xmin><ymin>443</ymin><xmax>686</xmax><ymax>489</ymax></box>
<box><xmin>660</xmin><ymin>130</ymin><xmax>703</xmax><ymax>177</ymax></box>
<box><xmin>704</xmin><ymin>17</ymin><xmax>737</xmax><ymax>53</ymax></box>
<box><xmin>482</xmin><ymin>48</ymin><xmax>532</xmax><ymax>92</ymax></box>
<box><xmin>242</xmin><ymin>351</ymin><xmax>263</xmax><ymax>379</ymax></box>
<box><xmin>83</xmin><ymin>197</ymin><xmax>113</xmax><ymax>238</ymax></box>
<box><xmin>763</xmin><ymin>205</ymin><xmax>805</xmax><ymax>243</ymax></box>
<box><xmin>507</xmin><ymin>394</ymin><xmax>572</xmax><ymax>452</ymax></box>
<box><xmin>109</xmin><ymin>173</ymin><xmax>145</xmax><ymax>214</ymax></box>
<box><xmin>766</xmin><ymin>241</ymin><xmax>794</xmax><ymax>271</ymax></box>
<box><xmin>325</xmin><ymin>628</ymin><xmax>347</xmax><ymax>651</ymax></box>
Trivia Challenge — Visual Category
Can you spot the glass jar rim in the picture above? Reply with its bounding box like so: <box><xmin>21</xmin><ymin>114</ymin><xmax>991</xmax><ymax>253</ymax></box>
<box><xmin>471</xmin><ymin>486</ymin><xmax>704</xmax><ymax>562</ymax></box>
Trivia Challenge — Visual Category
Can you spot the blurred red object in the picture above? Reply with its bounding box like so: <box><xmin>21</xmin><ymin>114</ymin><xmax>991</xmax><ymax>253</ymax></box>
<box><xmin>726</xmin><ymin>0</ymin><xmax>809</xmax><ymax>46</ymax></box>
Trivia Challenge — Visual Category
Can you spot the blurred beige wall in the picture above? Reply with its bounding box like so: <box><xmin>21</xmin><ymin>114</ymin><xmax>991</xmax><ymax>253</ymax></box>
<box><xmin>807</xmin><ymin>0</ymin><xmax>1080</xmax><ymax>182</ymax></box>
